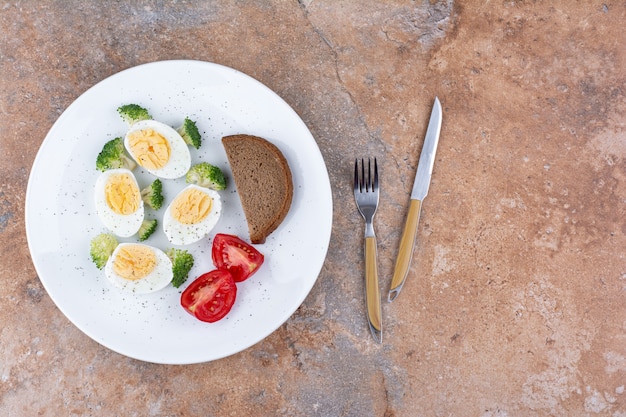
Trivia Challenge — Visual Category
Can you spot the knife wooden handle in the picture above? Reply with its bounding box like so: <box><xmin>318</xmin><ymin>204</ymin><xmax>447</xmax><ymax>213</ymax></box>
<box><xmin>389</xmin><ymin>199</ymin><xmax>422</xmax><ymax>302</ymax></box>
<box><xmin>365</xmin><ymin>236</ymin><xmax>382</xmax><ymax>342</ymax></box>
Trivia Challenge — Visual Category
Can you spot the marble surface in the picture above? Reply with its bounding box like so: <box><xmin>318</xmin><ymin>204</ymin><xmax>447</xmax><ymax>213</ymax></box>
<box><xmin>2</xmin><ymin>1</ymin><xmax>625</xmax><ymax>416</ymax></box>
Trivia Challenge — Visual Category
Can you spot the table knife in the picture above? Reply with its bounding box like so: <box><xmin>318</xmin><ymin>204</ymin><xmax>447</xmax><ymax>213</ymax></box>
<box><xmin>388</xmin><ymin>97</ymin><xmax>442</xmax><ymax>302</ymax></box>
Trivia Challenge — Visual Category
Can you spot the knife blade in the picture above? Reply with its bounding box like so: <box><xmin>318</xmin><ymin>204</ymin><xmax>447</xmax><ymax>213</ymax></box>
<box><xmin>388</xmin><ymin>97</ymin><xmax>442</xmax><ymax>302</ymax></box>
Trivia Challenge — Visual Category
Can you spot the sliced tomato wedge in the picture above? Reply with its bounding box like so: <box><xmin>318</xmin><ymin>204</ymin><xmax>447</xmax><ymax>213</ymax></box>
<box><xmin>180</xmin><ymin>269</ymin><xmax>237</xmax><ymax>323</ymax></box>
<box><xmin>211</xmin><ymin>233</ymin><xmax>265</xmax><ymax>282</ymax></box>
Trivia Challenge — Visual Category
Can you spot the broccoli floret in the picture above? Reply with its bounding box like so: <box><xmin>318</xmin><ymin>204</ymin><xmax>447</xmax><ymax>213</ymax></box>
<box><xmin>90</xmin><ymin>233</ymin><xmax>118</xmax><ymax>269</ymax></box>
<box><xmin>177</xmin><ymin>117</ymin><xmax>202</xmax><ymax>149</ymax></box>
<box><xmin>140</xmin><ymin>179</ymin><xmax>164</xmax><ymax>210</ymax></box>
<box><xmin>96</xmin><ymin>137</ymin><xmax>137</xmax><ymax>172</ymax></box>
<box><xmin>138</xmin><ymin>219</ymin><xmax>157</xmax><ymax>241</ymax></box>
<box><xmin>185</xmin><ymin>162</ymin><xmax>227</xmax><ymax>190</ymax></box>
<box><xmin>117</xmin><ymin>104</ymin><xmax>151</xmax><ymax>125</ymax></box>
<box><xmin>166</xmin><ymin>248</ymin><xmax>195</xmax><ymax>288</ymax></box>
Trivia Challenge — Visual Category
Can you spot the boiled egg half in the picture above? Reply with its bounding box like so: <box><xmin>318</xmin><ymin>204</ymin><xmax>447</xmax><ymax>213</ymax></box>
<box><xmin>104</xmin><ymin>243</ymin><xmax>173</xmax><ymax>294</ymax></box>
<box><xmin>94</xmin><ymin>168</ymin><xmax>144</xmax><ymax>237</ymax></box>
<box><xmin>163</xmin><ymin>184</ymin><xmax>222</xmax><ymax>245</ymax></box>
<box><xmin>124</xmin><ymin>119</ymin><xmax>191</xmax><ymax>179</ymax></box>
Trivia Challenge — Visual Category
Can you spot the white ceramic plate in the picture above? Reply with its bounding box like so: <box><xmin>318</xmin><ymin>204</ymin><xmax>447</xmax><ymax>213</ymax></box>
<box><xmin>25</xmin><ymin>60</ymin><xmax>332</xmax><ymax>364</ymax></box>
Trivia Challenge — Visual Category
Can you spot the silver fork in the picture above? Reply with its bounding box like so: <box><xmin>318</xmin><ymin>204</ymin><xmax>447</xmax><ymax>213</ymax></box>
<box><xmin>353</xmin><ymin>158</ymin><xmax>382</xmax><ymax>343</ymax></box>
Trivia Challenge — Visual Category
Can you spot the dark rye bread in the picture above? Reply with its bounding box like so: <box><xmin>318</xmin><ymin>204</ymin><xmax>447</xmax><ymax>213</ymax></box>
<box><xmin>222</xmin><ymin>134</ymin><xmax>293</xmax><ymax>244</ymax></box>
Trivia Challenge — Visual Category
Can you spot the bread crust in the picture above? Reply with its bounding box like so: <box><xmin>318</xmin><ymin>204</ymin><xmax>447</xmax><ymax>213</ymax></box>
<box><xmin>222</xmin><ymin>134</ymin><xmax>293</xmax><ymax>243</ymax></box>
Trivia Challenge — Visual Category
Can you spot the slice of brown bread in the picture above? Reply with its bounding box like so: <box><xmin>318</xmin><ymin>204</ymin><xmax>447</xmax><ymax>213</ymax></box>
<box><xmin>222</xmin><ymin>134</ymin><xmax>293</xmax><ymax>244</ymax></box>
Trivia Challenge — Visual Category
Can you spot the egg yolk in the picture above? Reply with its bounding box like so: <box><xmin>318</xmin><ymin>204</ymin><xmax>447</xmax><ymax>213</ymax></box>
<box><xmin>171</xmin><ymin>188</ymin><xmax>212</xmax><ymax>224</ymax></box>
<box><xmin>112</xmin><ymin>245</ymin><xmax>157</xmax><ymax>281</ymax></box>
<box><xmin>105</xmin><ymin>173</ymin><xmax>140</xmax><ymax>215</ymax></box>
<box><xmin>127</xmin><ymin>128</ymin><xmax>171</xmax><ymax>170</ymax></box>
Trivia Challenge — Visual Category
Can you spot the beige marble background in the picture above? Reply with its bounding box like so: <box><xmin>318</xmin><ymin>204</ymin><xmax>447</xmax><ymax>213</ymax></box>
<box><xmin>1</xmin><ymin>1</ymin><xmax>625</xmax><ymax>416</ymax></box>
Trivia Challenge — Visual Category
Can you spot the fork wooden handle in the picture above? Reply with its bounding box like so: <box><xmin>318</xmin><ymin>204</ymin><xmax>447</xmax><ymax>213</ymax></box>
<box><xmin>365</xmin><ymin>236</ymin><xmax>382</xmax><ymax>342</ymax></box>
<box><xmin>389</xmin><ymin>199</ymin><xmax>422</xmax><ymax>302</ymax></box>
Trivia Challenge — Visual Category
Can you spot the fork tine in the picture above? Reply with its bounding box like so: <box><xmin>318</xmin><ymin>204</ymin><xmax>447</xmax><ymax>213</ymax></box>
<box><xmin>373</xmin><ymin>157</ymin><xmax>378</xmax><ymax>191</ymax></box>
<box><xmin>354</xmin><ymin>158</ymin><xmax>359</xmax><ymax>191</ymax></box>
<box><xmin>361</xmin><ymin>158</ymin><xmax>366</xmax><ymax>191</ymax></box>
<box><xmin>366</xmin><ymin>158</ymin><xmax>371</xmax><ymax>191</ymax></box>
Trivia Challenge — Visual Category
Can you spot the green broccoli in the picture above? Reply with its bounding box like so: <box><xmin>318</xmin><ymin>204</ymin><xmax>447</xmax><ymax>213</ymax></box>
<box><xmin>140</xmin><ymin>179</ymin><xmax>164</xmax><ymax>210</ymax></box>
<box><xmin>177</xmin><ymin>117</ymin><xmax>202</xmax><ymax>149</ymax></box>
<box><xmin>117</xmin><ymin>104</ymin><xmax>151</xmax><ymax>125</ymax></box>
<box><xmin>90</xmin><ymin>233</ymin><xmax>119</xmax><ymax>269</ymax></box>
<box><xmin>138</xmin><ymin>219</ymin><xmax>157</xmax><ymax>241</ymax></box>
<box><xmin>96</xmin><ymin>137</ymin><xmax>137</xmax><ymax>172</ymax></box>
<box><xmin>185</xmin><ymin>162</ymin><xmax>227</xmax><ymax>190</ymax></box>
<box><xmin>166</xmin><ymin>248</ymin><xmax>195</xmax><ymax>288</ymax></box>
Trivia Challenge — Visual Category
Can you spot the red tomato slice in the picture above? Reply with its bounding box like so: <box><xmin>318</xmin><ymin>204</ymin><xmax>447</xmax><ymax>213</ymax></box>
<box><xmin>180</xmin><ymin>270</ymin><xmax>237</xmax><ymax>323</ymax></box>
<box><xmin>212</xmin><ymin>233</ymin><xmax>265</xmax><ymax>282</ymax></box>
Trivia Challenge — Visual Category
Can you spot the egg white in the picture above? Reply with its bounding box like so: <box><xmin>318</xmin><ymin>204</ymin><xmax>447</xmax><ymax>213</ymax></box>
<box><xmin>124</xmin><ymin>119</ymin><xmax>191</xmax><ymax>179</ymax></box>
<box><xmin>163</xmin><ymin>184</ymin><xmax>222</xmax><ymax>245</ymax></box>
<box><xmin>104</xmin><ymin>243</ymin><xmax>173</xmax><ymax>294</ymax></box>
<box><xmin>94</xmin><ymin>168</ymin><xmax>145</xmax><ymax>237</ymax></box>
